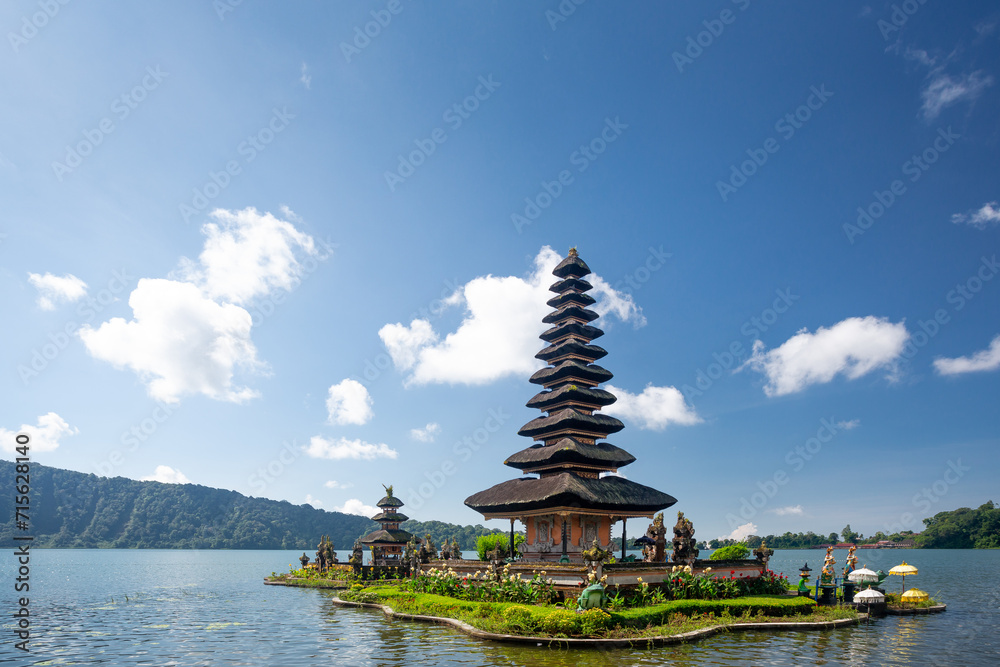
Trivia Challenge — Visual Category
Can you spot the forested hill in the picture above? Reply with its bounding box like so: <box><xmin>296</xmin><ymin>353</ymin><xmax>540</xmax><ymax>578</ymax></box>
<box><xmin>0</xmin><ymin>461</ymin><xmax>503</xmax><ymax>550</ymax></box>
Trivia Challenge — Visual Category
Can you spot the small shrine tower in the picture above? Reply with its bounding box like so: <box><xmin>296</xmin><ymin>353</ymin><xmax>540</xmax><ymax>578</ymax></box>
<box><xmin>360</xmin><ymin>485</ymin><xmax>413</xmax><ymax>566</ymax></box>
<box><xmin>464</xmin><ymin>249</ymin><xmax>677</xmax><ymax>562</ymax></box>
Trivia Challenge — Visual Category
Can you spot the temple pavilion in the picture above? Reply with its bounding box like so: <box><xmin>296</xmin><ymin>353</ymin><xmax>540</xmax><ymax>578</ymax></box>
<box><xmin>465</xmin><ymin>249</ymin><xmax>677</xmax><ymax>562</ymax></box>
<box><xmin>360</xmin><ymin>485</ymin><xmax>413</xmax><ymax>566</ymax></box>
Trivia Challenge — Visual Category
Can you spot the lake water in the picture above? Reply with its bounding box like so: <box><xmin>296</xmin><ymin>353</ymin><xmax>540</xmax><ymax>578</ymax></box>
<box><xmin>1</xmin><ymin>549</ymin><xmax>997</xmax><ymax>666</ymax></box>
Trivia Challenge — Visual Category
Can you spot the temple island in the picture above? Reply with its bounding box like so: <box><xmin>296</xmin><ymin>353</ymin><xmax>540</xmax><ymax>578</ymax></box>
<box><xmin>271</xmin><ymin>250</ymin><xmax>947</xmax><ymax>643</ymax></box>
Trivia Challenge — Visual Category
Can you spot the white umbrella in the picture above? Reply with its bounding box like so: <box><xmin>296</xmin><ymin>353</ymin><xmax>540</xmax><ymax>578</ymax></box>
<box><xmin>848</xmin><ymin>567</ymin><xmax>879</xmax><ymax>584</ymax></box>
<box><xmin>853</xmin><ymin>586</ymin><xmax>885</xmax><ymax>603</ymax></box>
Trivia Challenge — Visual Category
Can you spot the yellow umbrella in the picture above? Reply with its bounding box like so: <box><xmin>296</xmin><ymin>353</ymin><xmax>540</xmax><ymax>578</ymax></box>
<box><xmin>901</xmin><ymin>588</ymin><xmax>929</xmax><ymax>604</ymax></box>
<box><xmin>888</xmin><ymin>561</ymin><xmax>918</xmax><ymax>594</ymax></box>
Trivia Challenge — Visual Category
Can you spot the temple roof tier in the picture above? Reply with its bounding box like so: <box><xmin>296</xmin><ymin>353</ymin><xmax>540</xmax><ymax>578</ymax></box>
<box><xmin>376</xmin><ymin>494</ymin><xmax>404</xmax><ymax>508</ymax></box>
<box><xmin>370</xmin><ymin>511</ymin><xmax>409</xmax><ymax>522</ymax></box>
<box><xmin>541</xmin><ymin>304</ymin><xmax>600</xmax><ymax>325</ymax></box>
<box><xmin>548</xmin><ymin>277</ymin><xmax>593</xmax><ymax>294</ymax></box>
<box><xmin>539</xmin><ymin>321</ymin><xmax>603</xmax><ymax>344</ymax></box>
<box><xmin>529</xmin><ymin>360</ymin><xmax>613</xmax><ymax>387</ymax></box>
<box><xmin>534</xmin><ymin>340</ymin><xmax>608</xmax><ymax>364</ymax></box>
<box><xmin>503</xmin><ymin>437</ymin><xmax>635</xmax><ymax>471</ymax></box>
<box><xmin>465</xmin><ymin>472</ymin><xmax>676</xmax><ymax>516</ymax></box>
<box><xmin>526</xmin><ymin>384</ymin><xmax>616</xmax><ymax>411</ymax></box>
<box><xmin>546</xmin><ymin>291</ymin><xmax>596</xmax><ymax>309</ymax></box>
<box><xmin>552</xmin><ymin>251</ymin><xmax>592</xmax><ymax>278</ymax></box>
<box><xmin>360</xmin><ymin>528</ymin><xmax>414</xmax><ymax>545</ymax></box>
<box><xmin>517</xmin><ymin>407</ymin><xmax>624</xmax><ymax>439</ymax></box>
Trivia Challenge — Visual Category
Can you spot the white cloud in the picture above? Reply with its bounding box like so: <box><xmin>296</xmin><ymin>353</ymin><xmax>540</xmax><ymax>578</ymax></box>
<box><xmin>603</xmin><ymin>384</ymin><xmax>701</xmax><ymax>430</ymax></box>
<box><xmin>140</xmin><ymin>465</ymin><xmax>191</xmax><ymax>484</ymax></box>
<box><xmin>588</xmin><ymin>274</ymin><xmax>646</xmax><ymax>327</ymax></box>
<box><xmin>299</xmin><ymin>62</ymin><xmax>311</xmax><ymax>89</ymax></box>
<box><xmin>380</xmin><ymin>319</ymin><xmax>438</xmax><ymax>371</ymax></box>
<box><xmin>324</xmin><ymin>480</ymin><xmax>354</xmax><ymax>490</ymax></box>
<box><xmin>921</xmin><ymin>69</ymin><xmax>993</xmax><ymax>120</ymax></box>
<box><xmin>304</xmin><ymin>493</ymin><xmax>322</xmax><ymax>507</ymax></box>
<box><xmin>80</xmin><ymin>208</ymin><xmax>318</xmax><ymax>403</ymax></box>
<box><xmin>326</xmin><ymin>379</ymin><xmax>374</xmax><ymax>425</ymax></box>
<box><xmin>177</xmin><ymin>207</ymin><xmax>317</xmax><ymax>305</ymax></box>
<box><xmin>904</xmin><ymin>47</ymin><xmax>936</xmax><ymax>67</ymax></box>
<box><xmin>28</xmin><ymin>272</ymin><xmax>87</xmax><ymax>310</ymax></box>
<box><xmin>719</xmin><ymin>522</ymin><xmax>758</xmax><ymax>542</ymax></box>
<box><xmin>768</xmin><ymin>505</ymin><xmax>804</xmax><ymax>516</ymax></box>
<box><xmin>335</xmin><ymin>498</ymin><xmax>379</xmax><ymax>517</ymax></box>
<box><xmin>305</xmin><ymin>436</ymin><xmax>398</xmax><ymax>460</ymax></box>
<box><xmin>410</xmin><ymin>422</ymin><xmax>441</xmax><ymax>442</ymax></box>
<box><xmin>951</xmin><ymin>201</ymin><xmax>1000</xmax><ymax>229</ymax></box>
<box><xmin>836</xmin><ymin>419</ymin><xmax>861</xmax><ymax>430</ymax></box>
<box><xmin>0</xmin><ymin>412</ymin><xmax>78</xmax><ymax>454</ymax></box>
<box><xmin>934</xmin><ymin>335</ymin><xmax>1000</xmax><ymax>375</ymax></box>
<box><xmin>80</xmin><ymin>279</ymin><xmax>261</xmax><ymax>404</ymax></box>
<box><xmin>742</xmin><ymin>316</ymin><xmax>910</xmax><ymax>396</ymax></box>
<box><xmin>379</xmin><ymin>246</ymin><xmax>643</xmax><ymax>386</ymax></box>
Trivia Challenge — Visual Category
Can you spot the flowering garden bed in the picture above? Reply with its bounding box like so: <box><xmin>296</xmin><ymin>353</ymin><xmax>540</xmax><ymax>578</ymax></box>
<box><xmin>331</xmin><ymin>564</ymin><xmax>855</xmax><ymax>640</ymax></box>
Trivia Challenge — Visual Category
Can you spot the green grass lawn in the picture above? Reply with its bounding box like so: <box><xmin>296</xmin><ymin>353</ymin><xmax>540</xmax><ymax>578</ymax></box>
<box><xmin>339</xmin><ymin>585</ymin><xmax>856</xmax><ymax>639</ymax></box>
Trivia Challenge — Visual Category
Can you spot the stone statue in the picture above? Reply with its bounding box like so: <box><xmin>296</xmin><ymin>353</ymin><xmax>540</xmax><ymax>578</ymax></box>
<box><xmin>450</xmin><ymin>538</ymin><xmax>462</xmax><ymax>560</ymax></box>
<box><xmin>349</xmin><ymin>538</ymin><xmax>364</xmax><ymax>566</ymax></box>
<box><xmin>753</xmin><ymin>540</ymin><xmax>774</xmax><ymax>571</ymax></box>
<box><xmin>582</xmin><ymin>537</ymin><xmax>612</xmax><ymax>565</ymax></box>
<box><xmin>424</xmin><ymin>533</ymin><xmax>438</xmax><ymax>560</ymax></box>
<box><xmin>418</xmin><ymin>538</ymin><xmax>430</xmax><ymax>564</ymax></box>
<box><xmin>644</xmin><ymin>512</ymin><xmax>668</xmax><ymax>562</ymax></box>
<box><xmin>440</xmin><ymin>538</ymin><xmax>453</xmax><ymax>560</ymax></box>
<box><xmin>316</xmin><ymin>536</ymin><xmax>328</xmax><ymax>571</ymax></box>
<box><xmin>325</xmin><ymin>537</ymin><xmax>337</xmax><ymax>565</ymax></box>
<box><xmin>405</xmin><ymin>537</ymin><xmax>419</xmax><ymax>571</ymax></box>
<box><xmin>671</xmin><ymin>512</ymin><xmax>699</xmax><ymax>566</ymax></box>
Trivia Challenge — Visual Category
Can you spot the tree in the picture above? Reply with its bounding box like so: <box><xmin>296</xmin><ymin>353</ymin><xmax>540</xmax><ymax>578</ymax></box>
<box><xmin>841</xmin><ymin>524</ymin><xmax>858</xmax><ymax>543</ymax></box>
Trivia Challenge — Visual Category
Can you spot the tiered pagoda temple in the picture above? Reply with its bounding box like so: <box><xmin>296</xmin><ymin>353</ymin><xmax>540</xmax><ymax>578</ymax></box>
<box><xmin>465</xmin><ymin>249</ymin><xmax>677</xmax><ymax>562</ymax></box>
<box><xmin>360</xmin><ymin>485</ymin><xmax>413</xmax><ymax>566</ymax></box>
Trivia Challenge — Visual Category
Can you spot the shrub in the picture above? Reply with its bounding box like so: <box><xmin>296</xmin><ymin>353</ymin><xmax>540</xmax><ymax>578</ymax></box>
<box><xmin>613</xmin><ymin>596</ymin><xmax>814</xmax><ymax>627</ymax></box>
<box><xmin>539</xmin><ymin>609</ymin><xmax>580</xmax><ymax>636</ymax></box>
<box><xmin>710</xmin><ymin>542</ymin><xmax>749</xmax><ymax>560</ymax></box>
<box><xmin>341</xmin><ymin>589</ymin><xmax>379</xmax><ymax>604</ymax></box>
<box><xmin>476</xmin><ymin>533</ymin><xmax>526</xmax><ymax>561</ymax></box>
<box><xmin>501</xmin><ymin>605</ymin><xmax>537</xmax><ymax>632</ymax></box>
<box><xmin>579</xmin><ymin>608</ymin><xmax>612</xmax><ymax>636</ymax></box>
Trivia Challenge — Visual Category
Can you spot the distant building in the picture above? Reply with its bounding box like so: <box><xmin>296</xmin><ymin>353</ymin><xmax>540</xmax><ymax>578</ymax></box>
<box><xmin>360</xmin><ymin>486</ymin><xmax>413</xmax><ymax>565</ymax></box>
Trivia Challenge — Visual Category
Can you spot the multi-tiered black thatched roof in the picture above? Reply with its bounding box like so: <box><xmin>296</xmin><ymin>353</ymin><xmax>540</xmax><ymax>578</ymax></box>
<box><xmin>465</xmin><ymin>249</ymin><xmax>677</xmax><ymax>518</ymax></box>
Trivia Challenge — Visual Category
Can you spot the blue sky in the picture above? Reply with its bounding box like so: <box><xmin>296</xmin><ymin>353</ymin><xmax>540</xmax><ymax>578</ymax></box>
<box><xmin>2</xmin><ymin>1</ymin><xmax>998</xmax><ymax>542</ymax></box>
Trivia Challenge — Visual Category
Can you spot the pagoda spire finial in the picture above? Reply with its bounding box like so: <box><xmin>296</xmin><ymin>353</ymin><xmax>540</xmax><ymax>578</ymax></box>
<box><xmin>568</xmin><ymin>246</ymin><xmax>578</xmax><ymax>257</ymax></box>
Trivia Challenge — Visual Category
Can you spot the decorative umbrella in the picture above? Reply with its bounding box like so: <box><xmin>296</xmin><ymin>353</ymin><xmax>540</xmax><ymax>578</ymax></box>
<box><xmin>848</xmin><ymin>567</ymin><xmax>879</xmax><ymax>584</ymax></box>
<box><xmin>853</xmin><ymin>586</ymin><xmax>885</xmax><ymax>604</ymax></box>
<box><xmin>888</xmin><ymin>561</ymin><xmax>918</xmax><ymax>594</ymax></box>
<box><xmin>634</xmin><ymin>536</ymin><xmax>655</xmax><ymax>546</ymax></box>
<box><xmin>901</xmin><ymin>588</ymin><xmax>929</xmax><ymax>604</ymax></box>
<box><xmin>854</xmin><ymin>586</ymin><xmax>885</xmax><ymax>623</ymax></box>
